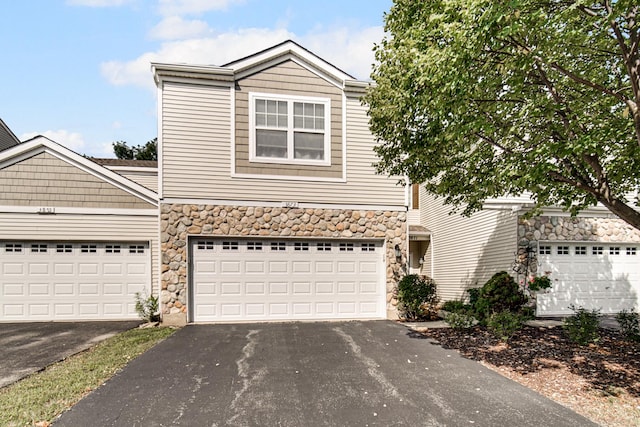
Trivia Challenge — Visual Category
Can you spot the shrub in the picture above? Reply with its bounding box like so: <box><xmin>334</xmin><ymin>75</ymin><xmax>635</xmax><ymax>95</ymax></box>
<box><xmin>466</xmin><ymin>288</ymin><xmax>481</xmax><ymax>307</ymax></box>
<box><xmin>473</xmin><ymin>271</ymin><xmax>528</xmax><ymax>323</ymax></box>
<box><xmin>441</xmin><ymin>300</ymin><xmax>467</xmax><ymax>313</ymax></box>
<box><xmin>134</xmin><ymin>291</ymin><xmax>160</xmax><ymax>323</ymax></box>
<box><xmin>396</xmin><ymin>275</ymin><xmax>440</xmax><ymax>321</ymax></box>
<box><xmin>443</xmin><ymin>311</ymin><xmax>476</xmax><ymax>329</ymax></box>
<box><xmin>563</xmin><ymin>305</ymin><xmax>601</xmax><ymax>345</ymax></box>
<box><xmin>527</xmin><ymin>275</ymin><xmax>553</xmax><ymax>292</ymax></box>
<box><xmin>487</xmin><ymin>310</ymin><xmax>526</xmax><ymax>341</ymax></box>
<box><xmin>615</xmin><ymin>308</ymin><xmax>640</xmax><ymax>342</ymax></box>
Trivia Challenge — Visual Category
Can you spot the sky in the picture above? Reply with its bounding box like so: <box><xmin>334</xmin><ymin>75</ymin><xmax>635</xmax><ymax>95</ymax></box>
<box><xmin>1</xmin><ymin>0</ymin><xmax>392</xmax><ymax>158</ymax></box>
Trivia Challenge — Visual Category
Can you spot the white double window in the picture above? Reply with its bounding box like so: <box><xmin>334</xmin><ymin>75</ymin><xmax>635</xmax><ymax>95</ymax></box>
<box><xmin>249</xmin><ymin>92</ymin><xmax>331</xmax><ymax>165</ymax></box>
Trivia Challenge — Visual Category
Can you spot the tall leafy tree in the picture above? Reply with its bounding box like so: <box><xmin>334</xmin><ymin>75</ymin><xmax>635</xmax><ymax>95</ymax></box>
<box><xmin>112</xmin><ymin>138</ymin><xmax>157</xmax><ymax>161</ymax></box>
<box><xmin>366</xmin><ymin>0</ymin><xmax>640</xmax><ymax>230</ymax></box>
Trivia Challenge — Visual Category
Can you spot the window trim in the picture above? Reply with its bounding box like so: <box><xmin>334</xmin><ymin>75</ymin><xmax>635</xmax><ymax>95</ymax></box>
<box><xmin>248</xmin><ymin>92</ymin><xmax>331</xmax><ymax>166</ymax></box>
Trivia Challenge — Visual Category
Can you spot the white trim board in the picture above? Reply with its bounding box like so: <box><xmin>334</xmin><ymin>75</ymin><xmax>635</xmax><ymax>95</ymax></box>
<box><xmin>160</xmin><ymin>198</ymin><xmax>407</xmax><ymax>212</ymax></box>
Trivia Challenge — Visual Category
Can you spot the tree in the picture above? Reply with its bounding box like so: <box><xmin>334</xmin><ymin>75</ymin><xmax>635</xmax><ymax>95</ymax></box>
<box><xmin>366</xmin><ymin>0</ymin><xmax>640</xmax><ymax>231</ymax></box>
<box><xmin>112</xmin><ymin>138</ymin><xmax>157</xmax><ymax>161</ymax></box>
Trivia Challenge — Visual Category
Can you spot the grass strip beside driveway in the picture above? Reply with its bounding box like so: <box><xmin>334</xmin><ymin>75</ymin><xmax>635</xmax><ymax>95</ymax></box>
<box><xmin>0</xmin><ymin>326</ymin><xmax>175</xmax><ymax>427</ymax></box>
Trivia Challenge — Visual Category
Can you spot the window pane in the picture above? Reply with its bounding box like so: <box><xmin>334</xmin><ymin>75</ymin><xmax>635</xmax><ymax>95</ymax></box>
<box><xmin>278</xmin><ymin>101</ymin><xmax>287</xmax><ymax>114</ymax></box>
<box><xmin>256</xmin><ymin>99</ymin><xmax>266</xmax><ymax>113</ymax></box>
<box><xmin>294</xmin><ymin>132</ymin><xmax>324</xmax><ymax>160</ymax></box>
<box><xmin>256</xmin><ymin>129</ymin><xmax>287</xmax><ymax>158</ymax></box>
<box><xmin>294</xmin><ymin>116</ymin><xmax>303</xmax><ymax>128</ymax></box>
<box><xmin>256</xmin><ymin>113</ymin><xmax>266</xmax><ymax>126</ymax></box>
<box><xmin>316</xmin><ymin>104</ymin><xmax>324</xmax><ymax>116</ymax></box>
<box><xmin>315</xmin><ymin>117</ymin><xmax>324</xmax><ymax>130</ymax></box>
<box><xmin>304</xmin><ymin>117</ymin><xmax>314</xmax><ymax>129</ymax></box>
<box><xmin>294</xmin><ymin>102</ymin><xmax>303</xmax><ymax>115</ymax></box>
<box><xmin>267</xmin><ymin>100</ymin><xmax>277</xmax><ymax>113</ymax></box>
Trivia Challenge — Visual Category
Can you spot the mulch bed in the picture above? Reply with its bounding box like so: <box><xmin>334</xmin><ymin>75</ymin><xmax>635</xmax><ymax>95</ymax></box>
<box><xmin>420</xmin><ymin>325</ymin><xmax>640</xmax><ymax>397</ymax></box>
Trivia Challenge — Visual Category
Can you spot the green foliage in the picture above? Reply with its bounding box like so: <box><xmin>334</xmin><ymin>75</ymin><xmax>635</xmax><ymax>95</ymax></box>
<box><xmin>473</xmin><ymin>272</ymin><xmax>528</xmax><ymax>323</ymax></box>
<box><xmin>527</xmin><ymin>275</ymin><xmax>553</xmax><ymax>292</ymax></box>
<box><xmin>615</xmin><ymin>308</ymin><xmax>640</xmax><ymax>342</ymax></box>
<box><xmin>443</xmin><ymin>311</ymin><xmax>476</xmax><ymax>329</ymax></box>
<box><xmin>366</xmin><ymin>0</ymin><xmax>640</xmax><ymax>231</ymax></box>
<box><xmin>441</xmin><ymin>300</ymin><xmax>467</xmax><ymax>313</ymax></box>
<box><xmin>487</xmin><ymin>310</ymin><xmax>526</xmax><ymax>342</ymax></box>
<box><xmin>466</xmin><ymin>288</ymin><xmax>481</xmax><ymax>307</ymax></box>
<box><xmin>563</xmin><ymin>305</ymin><xmax>601</xmax><ymax>345</ymax></box>
<box><xmin>113</xmin><ymin>138</ymin><xmax>157</xmax><ymax>161</ymax></box>
<box><xmin>396</xmin><ymin>274</ymin><xmax>440</xmax><ymax>321</ymax></box>
<box><xmin>134</xmin><ymin>291</ymin><xmax>160</xmax><ymax>323</ymax></box>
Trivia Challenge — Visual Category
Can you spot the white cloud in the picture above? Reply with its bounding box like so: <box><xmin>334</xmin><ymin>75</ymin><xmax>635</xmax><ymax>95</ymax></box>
<box><xmin>157</xmin><ymin>0</ymin><xmax>244</xmax><ymax>16</ymax></box>
<box><xmin>101</xmin><ymin>27</ymin><xmax>294</xmax><ymax>90</ymax></box>
<box><xmin>66</xmin><ymin>0</ymin><xmax>132</xmax><ymax>6</ymax></box>
<box><xmin>300</xmin><ymin>26</ymin><xmax>384</xmax><ymax>80</ymax></box>
<box><xmin>149</xmin><ymin>16</ymin><xmax>212</xmax><ymax>40</ymax></box>
<box><xmin>20</xmin><ymin>130</ymin><xmax>86</xmax><ymax>152</ymax></box>
<box><xmin>101</xmin><ymin>25</ymin><xmax>382</xmax><ymax>90</ymax></box>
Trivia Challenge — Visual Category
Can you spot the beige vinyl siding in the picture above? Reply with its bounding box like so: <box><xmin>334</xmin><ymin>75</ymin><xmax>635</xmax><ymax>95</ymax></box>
<box><xmin>116</xmin><ymin>171</ymin><xmax>158</xmax><ymax>192</ymax></box>
<box><xmin>161</xmin><ymin>83</ymin><xmax>405</xmax><ymax>207</ymax></box>
<box><xmin>235</xmin><ymin>60</ymin><xmax>343</xmax><ymax>178</ymax></box>
<box><xmin>423</xmin><ymin>194</ymin><xmax>518</xmax><ymax>301</ymax></box>
<box><xmin>0</xmin><ymin>152</ymin><xmax>154</xmax><ymax>209</ymax></box>
<box><xmin>0</xmin><ymin>212</ymin><xmax>159</xmax><ymax>296</ymax></box>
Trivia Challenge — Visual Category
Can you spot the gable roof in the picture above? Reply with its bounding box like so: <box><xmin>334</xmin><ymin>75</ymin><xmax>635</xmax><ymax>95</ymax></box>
<box><xmin>152</xmin><ymin>40</ymin><xmax>364</xmax><ymax>91</ymax></box>
<box><xmin>0</xmin><ymin>118</ymin><xmax>20</xmax><ymax>152</ymax></box>
<box><xmin>0</xmin><ymin>136</ymin><xmax>158</xmax><ymax>206</ymax></box>
<box><xmin>91</xmin><ymin>158</ymin><xmax>158</xmax><ymax>168</ymax></box>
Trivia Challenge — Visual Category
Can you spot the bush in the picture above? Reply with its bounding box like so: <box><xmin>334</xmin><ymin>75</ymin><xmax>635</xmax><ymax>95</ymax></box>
<box><xmin>563</xmin><ymin>305</ymin><xmax>601</xmax><ymax>345</ymax></box>
<box><xmin>441</xmin><ymin>300</ymin><xmax>467</xmax><ymax>313</ymax></box>
<box><xmin>527</xmin><ymin>275</ymin><xmax>553</xmax><ymax>292</ymax></box>
<box><xmin>134</xmin><ymin>291</ymin><xmax>160</xmax><ymax>323</ymax></box>
<box><xmin>443</xmin><ymin>311</ymin><xmax>476</xmax><ymax>329</ymax></box>
<box><xmin>396</xmin><ymin>275</ymin><xmax>440</xmax><ymax>321</ymax></box>
<box><xmin>487</xmin><ymin>310</ymin><xmax>526</xmax><ymax>341</ymax></box>
<box><xmin>473</xmin><ymin>271</ymin><xmax>528</xmax><ymax>323</ymax></box>
<box><xmin>615</xmin><ymin>308</ymin><xmax>640</xmax><ymax>342</ymax></box>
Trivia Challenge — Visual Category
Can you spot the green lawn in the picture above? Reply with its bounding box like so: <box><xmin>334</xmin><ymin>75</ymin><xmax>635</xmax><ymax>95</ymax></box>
<box><xmin>0</xmin><ymin>326</ymin><xmax>175</xmax><ymax>427</ymax></box>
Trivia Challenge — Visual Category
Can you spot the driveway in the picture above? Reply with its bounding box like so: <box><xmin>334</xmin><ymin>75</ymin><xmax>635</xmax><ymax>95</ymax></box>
<box><xmin>0</xmin><ymin>321</ymin><xmax>140</xmax><ymax>388</ymax></box>
<box><xmin>54</xmin><ymin>321</ymin><xmax>596</xmax><ymax>426</ymax></box>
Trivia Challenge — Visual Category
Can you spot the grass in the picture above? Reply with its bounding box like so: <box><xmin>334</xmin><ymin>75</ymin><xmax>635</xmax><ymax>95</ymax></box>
<box><xmin>0</xmin><ymin>326</ymin><xmax>175</xmax><ymax>427</ymax></box>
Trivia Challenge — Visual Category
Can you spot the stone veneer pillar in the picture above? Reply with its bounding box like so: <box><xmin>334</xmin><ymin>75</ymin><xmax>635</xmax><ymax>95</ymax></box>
<box><xmin>160</xmin><ymin>204</ymin><xmax>407</xmax><ymax>325</ymax></box>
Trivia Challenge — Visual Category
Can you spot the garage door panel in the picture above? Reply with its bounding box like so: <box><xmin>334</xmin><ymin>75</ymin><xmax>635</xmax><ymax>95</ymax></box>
<box><xmin>0</xmin><ymin>241</ymin><xmax>150</xmax><ymax>321</ymax></box>
<box><xmin>191</xmin><ymin>238</ymin><xmax>385</xmax><ymax>322</ymax></box>
<box><xmin>4</xmin><ymin>283</ymin><xmax>24</xmax><ymax>296</ymax></box>
<box><xmin>245</xmin><ymin>262</ymin><xmax>265</xmax><ymax>273</ymax></box>
<box><xmin>537</xmin><ymin>242</ymin><xmax>640</xmax><ymax>316</ymax></box>
<box><xmin>3</xmin><ymin>263</ymin><xmax>23</xmax><ymax>275</ymax></box>
<box><xmin>54</xmin><ymin>283</ymin><xmax>74</xmax><ymax>295</ymax></box>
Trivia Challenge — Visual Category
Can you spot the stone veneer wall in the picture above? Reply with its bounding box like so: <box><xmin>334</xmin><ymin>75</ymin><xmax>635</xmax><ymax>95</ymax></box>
<box><xmin>160</xmin><ymin>204</ymin><xmax>407</xmax><ymax>323</ymax></box>
<box><xmin>519</xmin><ymin>216</ymin><xmax>640</xmax><ymax>244</ymax></box>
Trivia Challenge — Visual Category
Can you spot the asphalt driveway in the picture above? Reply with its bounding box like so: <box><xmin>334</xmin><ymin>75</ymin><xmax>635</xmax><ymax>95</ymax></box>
<box><xmin>0</xmin><ymin>321</ymin><xmax>140</xmax><ymax>388</ymax></box>
<box><xmin>54</xmin><ymin>321</ymin><xmax>595</xmax><ymax>426</ymax></box>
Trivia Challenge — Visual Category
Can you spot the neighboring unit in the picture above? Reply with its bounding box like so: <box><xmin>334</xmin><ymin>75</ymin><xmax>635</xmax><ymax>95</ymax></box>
<box><xmin>153</xmin><ymin>41</ymin><xmax>407</xmax><ymax>325</ymax></box>
<box><xmin>410</xmin><ymin>187</ymin><xmax>640</xmax><ymax>316</ymax></box>
<box><xmin>0</xmin><ymin>118</ymin><xmax>20</xmax><ymax>152</ymax></box>
<box><xmin>0</xmin><ymin>137</ymin><xmax>158</xmax><ymax>321</ymax></box>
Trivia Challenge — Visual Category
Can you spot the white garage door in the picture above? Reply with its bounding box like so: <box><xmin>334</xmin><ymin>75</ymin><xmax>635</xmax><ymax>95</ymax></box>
<box><xmin>0</xmin><ymin>241</ymin><xmax>150</xmax><ymax>321</ymax></box>
<box><xmin>190</xmin><ymin>238</ymin><xmax>386</xmax><ymax>322</ymax></box>
<box><xmin>536</xmin><ymin>242</ymin><xmax>640</xmax><ymax>316</ymax></box>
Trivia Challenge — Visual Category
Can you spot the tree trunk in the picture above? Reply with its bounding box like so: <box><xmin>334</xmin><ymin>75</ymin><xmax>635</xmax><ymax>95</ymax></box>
<box><xmin>597</xmin><ymin>196</ymin><xmax>640</xmax><ymax>232</ymax></box>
